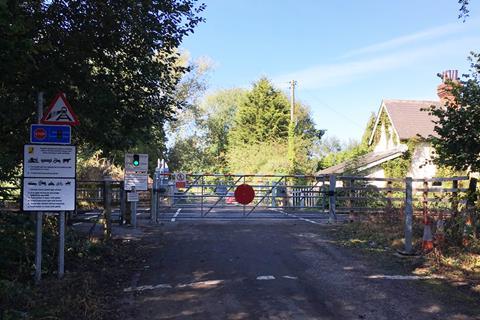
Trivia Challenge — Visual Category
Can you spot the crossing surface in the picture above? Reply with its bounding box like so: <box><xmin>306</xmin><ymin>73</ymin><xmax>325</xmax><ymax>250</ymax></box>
<box><xmin>157</xmin><ymin>206</ymin><xmax>334</xmax><ymax>222</ymax></box>
<box><xmin>123</xmin><ymin>220</ymin><xmax>480</xmax><ymax>320</ymax></box>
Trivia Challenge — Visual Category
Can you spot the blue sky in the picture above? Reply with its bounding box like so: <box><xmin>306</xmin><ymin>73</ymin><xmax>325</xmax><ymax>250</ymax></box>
<box><xmin>181</xmin><ymin>0</ymin><xmax>480</xmax><ymax>143</ymax></box>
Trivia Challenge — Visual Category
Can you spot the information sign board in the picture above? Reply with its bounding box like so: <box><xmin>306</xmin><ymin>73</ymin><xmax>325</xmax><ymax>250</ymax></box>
<box><xmin>127</xmin><ymin>191</ymin><xmax>139</xmax><ymax>202</ymax></box>
<box><xmin>124</xmin><ymin>172</ymin><xmax>148</xmax><ymax>191</ymax></box>
<box><xmin>23</xmin><ymin>178</ymin><xmax>75</xmax><ymax>211</ymax></box>
<box><xmin>24</xmin><ymin>144</ymin><xmax>76</xmax><ymax>178</ymax></box>
<box><xmin>124</xmin><ymin>153</ymin><xmax>149</xmax><ymax>191</ymax></box>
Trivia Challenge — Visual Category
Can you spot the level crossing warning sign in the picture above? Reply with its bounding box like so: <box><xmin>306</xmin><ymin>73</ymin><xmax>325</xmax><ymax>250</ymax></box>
<box><xmin>175</xmin><ymin>172</ymin><xmax>187</xmax><ymax>189</ymax></box>
<box><xmin>41</xmin><ymin>92</ymin><xmax>79</xmax><ymax>126</ymax></box>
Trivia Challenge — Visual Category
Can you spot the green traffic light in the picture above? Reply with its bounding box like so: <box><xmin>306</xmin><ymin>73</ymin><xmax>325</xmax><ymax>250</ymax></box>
<box><xmin>133</xmin><ymin>154</ymin><xmax>140</xmax><ymax>166</ymax></box>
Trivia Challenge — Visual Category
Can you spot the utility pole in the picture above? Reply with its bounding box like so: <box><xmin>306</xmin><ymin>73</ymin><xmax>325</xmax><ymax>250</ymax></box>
<box><xmin>289</xmin><ymin>80</ymin><xmax>297</xmax><ymax>123</ymax></box>
<box><xmin>288</xmin><ymin>80</ymin><xmax>297</xmax><ymax>175</ymax></box>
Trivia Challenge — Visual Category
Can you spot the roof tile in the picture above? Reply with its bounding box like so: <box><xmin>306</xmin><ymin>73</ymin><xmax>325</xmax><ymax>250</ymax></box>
<box><xmin>383</xmin><ymin>99</ymin><xmax>442</xmax><ymax>140</ymax></box>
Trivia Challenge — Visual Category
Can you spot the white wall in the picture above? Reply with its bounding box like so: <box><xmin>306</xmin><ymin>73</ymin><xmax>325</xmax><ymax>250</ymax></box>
<box><xmin>373</xmin><ymin>123</ymin><xmax>400</xmax><ymax>152</ymax></box>
<box><xmin>409</xmin><ymin>142</ymin><xmax>437</xmax><ymax>179</ymax></box>
<box><xmin>365</xmin><ymin>167</ymin><xmax>387</xmax><ymax>188</ymax></box>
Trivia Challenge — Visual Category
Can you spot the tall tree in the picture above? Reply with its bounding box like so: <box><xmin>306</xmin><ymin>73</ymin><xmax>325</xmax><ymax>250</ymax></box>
<box><xmin>168</xmin><ymin>88</ymin><xmax>247</xmax><ymax>172</ymax></box>
<box><xmin>228</xmin><ymin>78</ymin><xmax>290</xmax><ymax>147</ymax></box>
<box><xmin>227</xmin><ymin>78</ymin><xmax>321</xmax><ymax>174</ymax></box>
<box><xmin>0</xmin><ymin>0</ymin><xmax>205</xmax><ymax>180</ymax></box>
<box><xmin>200</xmin><ymin>88</ymin><xmax>248</xmax><ymax>171</ymax></box>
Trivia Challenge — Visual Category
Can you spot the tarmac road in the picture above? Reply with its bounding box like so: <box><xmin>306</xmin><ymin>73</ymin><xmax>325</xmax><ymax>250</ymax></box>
<box><xmin>123</xmin><ymin>219</ymin><xmax>480</xmax><ymax>320</ymax></box>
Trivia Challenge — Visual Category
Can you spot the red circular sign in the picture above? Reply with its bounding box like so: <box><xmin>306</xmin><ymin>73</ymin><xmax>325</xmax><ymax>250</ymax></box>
<box><xmin>234</xmin><ymin>184</ymin><xmax>255</xmax><ymax>205</ymax></box>
<box><xmin>34</xmin><ymin>128</ymin><xmax>47</xmax><ymax>140</ymax></box>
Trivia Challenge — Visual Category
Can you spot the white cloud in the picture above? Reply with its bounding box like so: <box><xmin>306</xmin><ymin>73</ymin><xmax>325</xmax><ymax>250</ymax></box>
<box><xmin>273</xmin><ymin>37</ymin><xmax>480</xmax><ymax>90</ymax></box>
<box><xmin>341</xmin><ymin>22</ymin><xmax>468</xmax><ymax>59</ymax></box>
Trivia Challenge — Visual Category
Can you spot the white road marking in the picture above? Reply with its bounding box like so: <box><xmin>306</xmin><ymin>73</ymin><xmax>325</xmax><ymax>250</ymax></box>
<box><xmin>256</xmin><ymin>275</ymin><xmax>276</xmax><ymax>280</ymax></box>
<box><xmin>367</xmin><ymin>274</ymin><xmax>445</xmax><ymax>280</ymax></box>
<box><xmin>124</xmin><ymin>283</ymin><xmax>172</xmax><ymax>292</ymax></box>
<box><xmin>125</xmin><ymin>275</ymin><xmax>303</xmax><ymax>293</ymax></box>
<box><xmin>176</xmin><ymin>280</ymin><xmax>224</xmax><ymax>289</ymax></box>
<box><xmin>171</xmin><ymin>209</ymin><xmax>182</xmax><ymax>222</ymax></box>
<box><xmin>123</xmin><ymin>280</ymin><xmax>224</xmax><ymax>293</ymax></box>
<box><xmin>270</xmin><ymin>208</ymin><xmax>322</xmax><ymax>225</ymax></box>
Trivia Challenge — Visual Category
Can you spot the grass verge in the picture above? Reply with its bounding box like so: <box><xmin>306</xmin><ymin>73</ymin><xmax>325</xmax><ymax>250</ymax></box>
<box><xmin>1</xmin><ymin>212</ymin><xmax>141</xmax><ymax>320</ymax></box>
<box><xmin>327</xmin><ymin>212</ymin><xmax>480</xmax><ymax>294</ymax></box>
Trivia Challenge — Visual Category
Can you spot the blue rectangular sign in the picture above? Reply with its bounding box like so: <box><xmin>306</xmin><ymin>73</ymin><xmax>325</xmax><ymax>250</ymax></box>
<box><xmin>30</xmin><ymin>124</ymin><xmax>71</xmax><ymax>144</ymax></box>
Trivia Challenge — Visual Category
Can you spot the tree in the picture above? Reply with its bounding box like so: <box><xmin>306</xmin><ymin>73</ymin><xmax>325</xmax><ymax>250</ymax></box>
<box><xmin>227</xmin><ymin>78</ymin><xmax>321</xmax><ymax>174</ymax></box>
<box><xmin>227</xmin><ymin>141</ymin><xmax>290</xmax><ymax>174</ymax></box>
<box><xmin>0</xmin><ymin>0</ymin><xmax>205</xmax><ymax>180</ymax></box>
<box><xmin>199</xmin><ymin>88</ymin><xmax>248</xmax><ymax>172</ymax></box>
<box><xmin>168</xmin><ymin>88</ymin><xmax>247</xmax><ymax>172</ymax></box>
<box><xmin>228</xmin><ymin>78</ymin><xmax>290</xmax><ymax>147</ymax></box>
<box><xmin>169</xmin><ymin>77</ymin><xmax>321</xmax><ymax>174</ymax></box>
<box><xmin>315</xmin><ymin>113</ymin><xmax>375</xmax><ymax>171</ymax></box>
<box><xmin>458</xmin><ymin>0</ymin><xmax>470</xmax><ymax>20</ymax></box>
<box><xmin>427</xmin><ymin>53</ymin><xmax>480</xmax><ymax>173</ymax></box>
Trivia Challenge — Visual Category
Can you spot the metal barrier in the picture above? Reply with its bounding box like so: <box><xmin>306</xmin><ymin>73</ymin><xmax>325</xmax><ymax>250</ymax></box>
<box><xmin>151</xmin><ymin>174</ymin><xmax>332</xmax><ymax>217</ymax></box>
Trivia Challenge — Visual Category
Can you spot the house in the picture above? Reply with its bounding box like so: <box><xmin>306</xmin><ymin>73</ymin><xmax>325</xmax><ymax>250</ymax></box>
<box><xmin>319</xmin><ymin>70</ymin><xmax>458</xmax><ymax>179</ymax></box>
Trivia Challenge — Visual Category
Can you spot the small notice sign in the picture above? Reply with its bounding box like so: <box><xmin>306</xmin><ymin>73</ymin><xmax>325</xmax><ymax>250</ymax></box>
<box><xmin>175</xmin><ymin>172</ymin><xmax>187</xmax><ymax>189</ymax></box>
<box><xmin>127</xmin><ymin>192</ymin><xmax>139</xmax><ymax>202</ymax></box>
<box><xmin>23</xmin><ymin>178</ymin><xmax>75</xmax><ymax>211</ymax></box>
<box><xmin>124</xmin><ymin>172</ymin><xmax>148</xmax><ymax>191</ymax></box>
<box><xmin>24</xmin><ymin>144</ymin><xmax>76</xmax><ymax>178</ymax></box>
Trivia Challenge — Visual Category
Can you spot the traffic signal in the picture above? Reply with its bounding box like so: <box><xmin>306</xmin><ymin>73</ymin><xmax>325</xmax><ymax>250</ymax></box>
<box><xmin>133</xmin><ymin>154</ymin><xmax>140</xmax><ymax>167</ymax></box>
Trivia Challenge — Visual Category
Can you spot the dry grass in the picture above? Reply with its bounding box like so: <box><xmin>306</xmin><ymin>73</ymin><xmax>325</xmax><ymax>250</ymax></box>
<box><xmin>331</xmin><ymin>212</ymin><xmax>480</xmax><ymax>289</ymax></box>
<box><xmin>1</xmin><ymin>234</ymin><xmax>141</xmax><ymax>320</ymax></box>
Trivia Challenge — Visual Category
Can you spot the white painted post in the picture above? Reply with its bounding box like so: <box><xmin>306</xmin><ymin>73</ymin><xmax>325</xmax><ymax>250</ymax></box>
<box><xmin>404</xmin><ymin>177</ymin><xmax>413</xmax><ymax>254</ymax></box>
<box><xmin>151</xmin><ymin>174</ymin><xmax>157</xmax><ymax>223</ymax></box>
<box><xmin>58</xmin><ymin>211</ymin><xmax>65</xmax><ymax>278</ymax></box>
<box><xmin>103</xmin><ymin>176</ymin><xmax>112</xmax><ymax>239</ymax></box>
<box><xmin>120</xmin><ymin>181</ymin><xmax>126</xmax><ymax>224</ymax></box>
<box><xmin>130</xmin><ymin>187</ymin><xmax>137</xmax><ymax>228</ymax></box>
<box><xmin>329</xmin><ymin>175</ymin><xmax>336</xmax><ymax>222</ymax></box>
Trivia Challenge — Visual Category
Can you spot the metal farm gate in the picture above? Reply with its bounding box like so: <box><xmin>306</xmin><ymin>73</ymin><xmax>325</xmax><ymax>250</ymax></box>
<box><xmin>150</xmin><ymin>174</ymin><xmax>334</xmax><ymax>221</ymax></box>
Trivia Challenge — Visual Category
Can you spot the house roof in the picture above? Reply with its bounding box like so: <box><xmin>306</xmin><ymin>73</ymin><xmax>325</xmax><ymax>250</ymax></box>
<box><xmin>317</xmin><ymin>146</ymin><xmax>407</xmax><ymax>175</ymax></box>
<box><xmin>368</xmin><ymin>99</ymin><xmax>442</xmax><ymax>145</ymax></box>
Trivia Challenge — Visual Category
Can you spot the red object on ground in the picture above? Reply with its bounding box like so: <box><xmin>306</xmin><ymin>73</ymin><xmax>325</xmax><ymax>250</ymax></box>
<box><xmin>422</xmin><ymin>224</ymin><xmax>434</xmax><ymax>252</ymax></box>
<box><xmin>234</xmin><ymin>184</ymin><xmax>255</xmax><ymax>205</ymax></box>
<box><xmin>34</xmin><ymin>128</ymin><xmax>47</xmax><ymax>140</ymax></box>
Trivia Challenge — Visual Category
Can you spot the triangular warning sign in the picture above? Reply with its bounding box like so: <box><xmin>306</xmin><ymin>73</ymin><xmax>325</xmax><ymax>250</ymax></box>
<box><xmin>41</xmin><ymin>92</ymin><xmax>80</xmax><ymax>126</ymax></box>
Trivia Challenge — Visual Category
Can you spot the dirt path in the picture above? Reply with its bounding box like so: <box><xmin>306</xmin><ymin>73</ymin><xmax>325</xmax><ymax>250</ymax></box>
<box><xmin>121</xmin><ymin>220</ymin><xmax>480</xmax><ymax>320</ymax></box>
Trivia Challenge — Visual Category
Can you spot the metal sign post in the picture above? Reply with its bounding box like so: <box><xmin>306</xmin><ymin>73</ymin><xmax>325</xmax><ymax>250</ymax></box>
<box><xmin>35</xmin><ymin>92</ymin><xmax>43</xmax><ymax>284</ymax></box>
<box><xmin>29</xmin><ymin>92</ymin><xmax>77</xmax><ymax>283</ymax></box>
<box><xmin>127</xmin><ymin>187</ymin><xmax>139</xmax><ymax>228</ymax></box>
<box><xmin>58</xmin><ymin>211</ymin><xmax>65</xmax><ymax>278</ymax></box>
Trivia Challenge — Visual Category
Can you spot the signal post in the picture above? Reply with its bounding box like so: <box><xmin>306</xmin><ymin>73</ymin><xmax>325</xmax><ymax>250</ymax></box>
<box><xmin>124</xmin><ymin>153</ymin><xmax>148</xmax><ymax>228</ymax></box>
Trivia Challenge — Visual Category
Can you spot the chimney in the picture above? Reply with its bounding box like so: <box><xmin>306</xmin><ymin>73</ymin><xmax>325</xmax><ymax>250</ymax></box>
<box><xmin>437</xmin><ymin>69</ymin><xmax>459</xmax><ymax>106</ymax></box>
